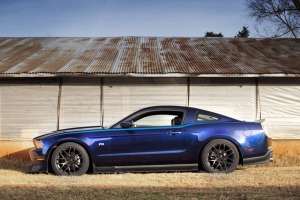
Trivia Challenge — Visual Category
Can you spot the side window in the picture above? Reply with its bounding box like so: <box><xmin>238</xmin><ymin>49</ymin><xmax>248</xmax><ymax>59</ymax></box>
<box><xmin>123</xmin><ymin>110</ymin><xmax>184</xmax><ymax>128</ymax></box>
<box><xmin>135</xmin><ymin>114</ymin><xmax>178</xmax><ymax>127</ymax></box>
<box><xmin>196</xmin><ymin>113</ymin><xmax>219</xmax><ymax>122</ymax></box>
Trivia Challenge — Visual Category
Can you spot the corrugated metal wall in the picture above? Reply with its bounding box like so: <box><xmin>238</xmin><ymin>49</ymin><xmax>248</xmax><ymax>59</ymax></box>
<box><xmin>0</xmin><ymin>77</ymin><xmax>299</xmax><ymax>139</ymax></box>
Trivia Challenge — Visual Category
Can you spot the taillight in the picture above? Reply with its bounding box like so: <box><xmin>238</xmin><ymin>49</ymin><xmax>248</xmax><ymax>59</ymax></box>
<box><xmin>261</xmin><ymin>122</ymin><xmax>270</xmax><ymax>137</ymax></box>
<box><xmin>260</xmin><ymin>121</ymin><xmax>272</xmax><ymax>147</ymax></box>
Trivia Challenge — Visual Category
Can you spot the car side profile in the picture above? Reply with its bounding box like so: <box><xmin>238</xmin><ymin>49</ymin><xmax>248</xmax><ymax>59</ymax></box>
<box><xmin>29</xmin><ymin>106</ymin><xmax>273</xmax><ymax>175</ymax></box>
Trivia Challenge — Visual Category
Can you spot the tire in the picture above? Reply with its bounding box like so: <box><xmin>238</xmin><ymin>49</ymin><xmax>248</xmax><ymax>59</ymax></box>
<box><xmin>51</xmin><ymin>142</ymin><xmax>90</xmax><ymax>176</ymax></box>
<box><xmin>200</xmin><ymin>139</ymin><xmax>239</xmax><ymax>173</ymax></box>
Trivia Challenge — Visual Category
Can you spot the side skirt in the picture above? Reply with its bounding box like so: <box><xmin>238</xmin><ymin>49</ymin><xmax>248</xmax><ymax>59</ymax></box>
<box><xmin>94</xmin><ymin>163</ymin><xmax>199</xmax><ymax>173</ymax></box>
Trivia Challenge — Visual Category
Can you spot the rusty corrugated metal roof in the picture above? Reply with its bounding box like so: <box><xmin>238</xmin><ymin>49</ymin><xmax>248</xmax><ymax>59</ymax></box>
<box><xmin>0</xmin><ymin>37</ymin><xmax>299</xmax><ymax>77</ymax></box>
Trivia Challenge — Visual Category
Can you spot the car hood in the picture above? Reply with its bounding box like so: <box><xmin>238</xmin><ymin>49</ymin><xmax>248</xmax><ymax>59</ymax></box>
<box><xmin>35</xmin><ymin>126</ymin><xmax>104</xmax><ymax>140</ymax></box>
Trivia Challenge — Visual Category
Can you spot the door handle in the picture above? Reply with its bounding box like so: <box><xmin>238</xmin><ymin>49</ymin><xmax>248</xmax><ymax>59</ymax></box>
<box><xmin>169</xmin><ymin>131</ymin><xmax>182</xmax><ymax>136</ymax></box>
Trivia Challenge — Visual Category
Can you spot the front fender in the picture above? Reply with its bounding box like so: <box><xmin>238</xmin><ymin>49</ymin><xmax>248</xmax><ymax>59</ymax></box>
<box><xmin>44</xmin><ymin>137</ymin><xmax>93</xmax><ymax>171</ymax></box>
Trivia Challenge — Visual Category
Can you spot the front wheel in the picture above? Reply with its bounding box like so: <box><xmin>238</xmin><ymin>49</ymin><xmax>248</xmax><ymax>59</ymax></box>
<box><xmin>200</xmin><ymin>139</ymin><xmax>239</xmax><ymax>173</ymax></box>
<box><xmin>51</xmin><ymin>142</ymin><xmax>90</xmax><ymax>176</ymax></box>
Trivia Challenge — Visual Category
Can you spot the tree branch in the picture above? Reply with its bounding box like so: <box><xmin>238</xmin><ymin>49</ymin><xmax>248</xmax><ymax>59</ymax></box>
<box><xmin>293</xmin><ymin>0</ymin><xmax>300</xmax><ymax>12</ymax></box>
<box><xmin>246</xmin><ymin>0</ymin><xmax>299</xmax><ymax>38</ymax></box>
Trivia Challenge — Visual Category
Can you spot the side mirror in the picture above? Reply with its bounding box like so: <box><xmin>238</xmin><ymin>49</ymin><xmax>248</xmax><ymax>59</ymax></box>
<box><xmin>120</xmin><ymin>121</ymin><xmax>134</xmax><ymax>128</ymax></box>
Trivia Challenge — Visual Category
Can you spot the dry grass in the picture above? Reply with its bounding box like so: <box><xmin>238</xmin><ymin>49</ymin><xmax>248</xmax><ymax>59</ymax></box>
<box><xmin>270</xmin><ymin>152</ymin><xmax>300</xmax><ymax>167</ymax></box>
<box><xmin>0</xmin><ymin>167</ymin><xmax>299</xmax><ymax>199</ymax></box>
<box><xmin>1</xmin><ymin>152</ymin><xmax>299</xmax><ymax>170</ymax></box>
<box><xmin>0</xmin><ymin>157</ymin><xmax>31</xmax><ymax>171</ymax></box>
<box><xmin>0</xmin><ymin>154</ymin><xmax>300</xmax><ymax>200</ymax></box>
<box><xmin>248</xmin><ymin>152</ymin><xmax>300</xmax><ymax>168</ymax></box>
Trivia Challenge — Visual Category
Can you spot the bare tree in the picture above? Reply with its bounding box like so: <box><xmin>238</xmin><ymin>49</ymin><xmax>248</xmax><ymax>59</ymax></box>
<box><xmin>246</xmin><ymin>0</ymin><xmax>300</xmax><ymax>38</ymax></box>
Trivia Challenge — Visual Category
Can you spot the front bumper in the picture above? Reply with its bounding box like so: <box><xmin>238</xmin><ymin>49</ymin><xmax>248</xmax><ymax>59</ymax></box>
<box><xmin>243</xmin><ymin>147</ymin><xmax>273</xmax><ymax>165</ymax></box>
<box><xmin>28</xmin><ymin>148</ymin><xmax>46</xmax><ymax>173</ymax></box>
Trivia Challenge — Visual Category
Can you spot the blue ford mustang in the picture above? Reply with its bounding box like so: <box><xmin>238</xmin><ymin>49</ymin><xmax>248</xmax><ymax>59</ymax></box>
<box><xmin>29</xmin><ymin>106</ymin><xmax>273</xmax><ymax>175</ymax></box>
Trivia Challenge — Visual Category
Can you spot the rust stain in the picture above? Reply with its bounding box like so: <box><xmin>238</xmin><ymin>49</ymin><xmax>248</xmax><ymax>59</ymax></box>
<box><xmin>0</xmin><ymin>43</ymin><xmax>42</xmax><ymax>73</ymax></box>
<box><xmin>0</xmin><ymin>37</ymin><xmax>299</xmax><ymax>76</ymax></box>
<box><xmin>117</xmin><ymin>37</ymin><xmax>138</xmax><ymax>73</ymax></box>
<box><xmin>11</xmin><ymin>48</ymin><xmax>60</xmax><ymax>74</ymax></box>
<box><xmin>140</xmin><ymin>37</ymin><xmax>162</xmax><ymax>73</ymax></box>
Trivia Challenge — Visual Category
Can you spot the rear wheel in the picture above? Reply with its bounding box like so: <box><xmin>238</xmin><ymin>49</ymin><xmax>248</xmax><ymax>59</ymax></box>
<box><xmin>51</xmin><ymin>142</ymin><xmax>89</xmax><ymax>176</ymax></box>
<box><xmin>200</xmin><ymin>139</ymin><xmax>239</xmax><ymax>173</ymax></box>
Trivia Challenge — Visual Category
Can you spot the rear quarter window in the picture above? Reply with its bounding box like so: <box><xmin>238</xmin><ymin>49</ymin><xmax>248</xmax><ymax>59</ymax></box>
<box><xmin>196</xmin><ymin>113</ymin><xmax>219</xmax><ymax>122</ymax></box>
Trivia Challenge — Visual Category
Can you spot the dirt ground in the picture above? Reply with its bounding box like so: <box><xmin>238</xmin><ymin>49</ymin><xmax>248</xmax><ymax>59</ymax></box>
<box><xmin>0</xmin><ymin>165</ymin><xmax>299</xmax><ymax>200</ymax></box>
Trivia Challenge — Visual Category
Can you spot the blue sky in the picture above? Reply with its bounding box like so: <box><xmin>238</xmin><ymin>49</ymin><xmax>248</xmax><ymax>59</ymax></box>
<box><xmin>0</xmin><ymin>0</ymin><xmax>254</xmax><ymax>37</ymax></box>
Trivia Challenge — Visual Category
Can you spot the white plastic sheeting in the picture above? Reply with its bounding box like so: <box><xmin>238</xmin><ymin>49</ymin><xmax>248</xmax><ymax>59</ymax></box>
<box><xmin>259</xmin><ymin>78</ymin><xmax>300</xmax><ymax>139</ymax></box>
<box><xmin>103</xmin><ymin>77</ymin><xmax>188</xmax><ymax>127</ymax></box>
<box><xmin>190</xmin><ymin>78</ymin><xmax>257</xmax><ymax>122</ymax></box>
<box><xmin>0</xmin><ymin>77</ymin><xmax>299</xmax><ymax>139</ymax></box>
<box><xmin>59</xmin><ymin>78</ymin><xmax>101</xmax><ymax>129</ymax></box>
<box><xmin>0</xmin><ymin>80</ymin><xmax>58</xmax><ymax>139</ymax></box>
<box><xmin>190</xmin><ymin>78</ymin><xmax>300</xmax><ymax>139</ymax></box>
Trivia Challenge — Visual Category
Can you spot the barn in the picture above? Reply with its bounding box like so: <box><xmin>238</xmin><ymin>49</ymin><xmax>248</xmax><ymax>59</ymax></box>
<box><xmin>0</xmin><ymin>37</ymin><xmax>299</xmax><ymax>158</ymax></box>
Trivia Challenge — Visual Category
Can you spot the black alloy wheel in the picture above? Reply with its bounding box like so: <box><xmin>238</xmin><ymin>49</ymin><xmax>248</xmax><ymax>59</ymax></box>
<box><xmin>201</xmin><ymin>139</ymin><xmax>239</xmax><ymax>173</ymax></box>
<box><xmin>51</xmin><ymin>142</ymin><xmax>89</xmax><ymax>176</ymax></box>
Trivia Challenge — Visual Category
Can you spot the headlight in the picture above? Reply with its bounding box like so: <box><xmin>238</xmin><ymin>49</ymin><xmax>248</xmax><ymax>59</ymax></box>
<box><xmin>33</xmin><ymin>139</ymin><xmax>44</xmax><ymax>149</ymax></box>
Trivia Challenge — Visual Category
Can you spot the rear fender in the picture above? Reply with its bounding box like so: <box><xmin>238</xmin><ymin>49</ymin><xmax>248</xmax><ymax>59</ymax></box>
<box><xmin>199</xmin><ymin>135</ymin><xmax>244</xmax><ymax>165</ymax></box>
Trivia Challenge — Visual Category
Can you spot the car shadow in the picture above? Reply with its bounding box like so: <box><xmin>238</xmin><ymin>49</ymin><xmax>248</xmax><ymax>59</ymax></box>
<box><xmin>0</xmin><ymin>148</ymin><xmax>33</xmax><ymax>173</ymax></box>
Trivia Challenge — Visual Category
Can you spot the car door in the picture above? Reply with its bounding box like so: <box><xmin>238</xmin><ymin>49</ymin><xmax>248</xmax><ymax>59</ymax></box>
<box><xmin>110</xmin><ymin>126</ymin><xmax>186</xmax><ymax>166</ymax></box>
<box><xmin>109</xmin><ymin>111</ymin><xmax>186</xmax><ymax>166</ymax></box>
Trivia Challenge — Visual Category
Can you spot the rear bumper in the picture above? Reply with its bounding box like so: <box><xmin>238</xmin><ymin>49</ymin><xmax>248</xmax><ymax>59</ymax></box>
<box><xmin>28</xmin><ymin>148</ymin><xmax>46</xmax><ymax>173</ymax></box>
<box><xmin>243</xmin><ymin>147</ymin><xmax>273</xmax><ymax>165</ymax></box>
